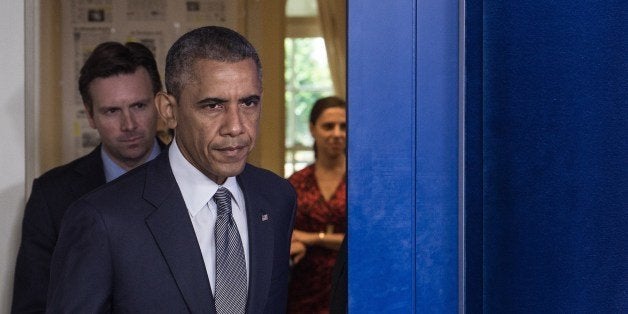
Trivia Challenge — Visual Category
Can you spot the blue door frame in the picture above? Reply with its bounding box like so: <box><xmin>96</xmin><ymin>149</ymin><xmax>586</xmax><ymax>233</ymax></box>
<box><xmin>348</xmin><ymin>0</ymin><xmax>627</xmax><ymax>312</ymax></box>
<box><xmin>348</xmin><ymin>0</ymin><xmax>460</xmax><ymax>312</ymax></box>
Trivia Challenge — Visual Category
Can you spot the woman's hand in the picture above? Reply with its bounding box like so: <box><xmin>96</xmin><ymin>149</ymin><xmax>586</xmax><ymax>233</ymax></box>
<box><xmin>290</xmin><ymin>240</ymin><xmax>307</xmax><ymax>264</ymax></box>
<box><xmin>292</xmin><ymin>229</ymin><xmax>345</xmax><ymax>250</ymax></box>
<box><xmin>292</xmin><ymin>229</ymin><xmax>319</xmax><ymax>246</ymax></box>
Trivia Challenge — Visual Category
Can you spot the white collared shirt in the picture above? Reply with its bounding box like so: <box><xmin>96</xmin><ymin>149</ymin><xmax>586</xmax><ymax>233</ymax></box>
<box><xmin>169</xmin><ymin>138</ymin><xmax>250</xmax><ymax>295</ymax></box>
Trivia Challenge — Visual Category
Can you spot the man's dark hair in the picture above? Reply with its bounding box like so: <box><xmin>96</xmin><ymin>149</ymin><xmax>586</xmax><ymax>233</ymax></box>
<box><xmin>79</xmin><ymin>41</ymin><xmax>162</xmax><ymax>115</ymax></box>
<box><xmin>164</xmin><ymin>26</ymin><xmax>262</xmax><ymax>101</ymax></box>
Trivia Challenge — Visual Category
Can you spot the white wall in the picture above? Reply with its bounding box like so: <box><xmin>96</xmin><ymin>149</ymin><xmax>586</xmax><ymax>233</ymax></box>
<box><xmin>0</xmin><ymin>0</ymin><xmax>26</xmax><ymax>312</ymax></box>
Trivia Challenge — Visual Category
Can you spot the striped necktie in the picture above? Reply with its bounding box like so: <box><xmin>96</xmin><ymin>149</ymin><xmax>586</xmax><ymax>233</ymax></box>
<box><xmin>213</xmin><ymin>187</ymin><xmax>247</xmax><ymax>313</ymax></box>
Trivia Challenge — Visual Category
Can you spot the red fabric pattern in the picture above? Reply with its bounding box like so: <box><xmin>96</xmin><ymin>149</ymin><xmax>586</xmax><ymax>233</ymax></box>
<box><xmin>287</xmin><ymin>164</ymin><xmax>347</xmax><ymax>314</ymax></box>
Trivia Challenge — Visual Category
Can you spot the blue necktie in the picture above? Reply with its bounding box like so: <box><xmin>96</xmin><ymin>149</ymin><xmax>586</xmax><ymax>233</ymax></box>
<box><xmin>213</xmin><ymin>187</ymin><xmax>247</xmax><ymax>314</ymax></box>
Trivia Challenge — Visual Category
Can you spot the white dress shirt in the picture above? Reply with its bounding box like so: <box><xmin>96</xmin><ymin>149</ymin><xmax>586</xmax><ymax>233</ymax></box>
<box><xmin>169</xmin><ymin>138</ymin><xmax>250</xmax><ymax>295</ymax></box>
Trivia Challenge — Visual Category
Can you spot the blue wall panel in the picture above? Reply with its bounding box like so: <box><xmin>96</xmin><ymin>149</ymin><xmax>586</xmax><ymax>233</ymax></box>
<box><xmin>348</xmin><ymin>0</ymin><xmax>416</xmax><ymax>312</ymax></box>
<box><xmin>481</xmin><ymin>1</ymin><xmax>628</xmax><ymax>312</ymax></box>
<box><xmin>415</xmin><ymin>0</ymin><xmax>460</xmax><ymax>312</ymax></box>
<box><xmin>349</xmin><ymin>0</ymin><xmax>626</xmax><ymax>311</ymax></box>
<box><xmin>463</xmin><ymin>0</ymin><xmax>485</xmax><ymax>312</ymax></box>
<box><xmin>348</xmin><ymin>0</ymin><xmax>460</xmax><ymax>312</ymax></box>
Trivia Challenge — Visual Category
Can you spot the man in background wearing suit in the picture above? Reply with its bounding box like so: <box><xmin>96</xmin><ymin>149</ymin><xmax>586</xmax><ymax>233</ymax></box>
<box><xmin>12</xmin><ymin>41</ymin><xmax>165</xmax><ymax>313</ymax></box>
<box><xmin>46</xmin><ymin>26</ymin><xmax>297</xmax><ymax>313</ymax></box>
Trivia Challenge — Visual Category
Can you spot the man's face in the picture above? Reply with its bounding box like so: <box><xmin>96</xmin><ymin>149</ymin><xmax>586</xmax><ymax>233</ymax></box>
<box><xmin>86</xmin><ymin>67</ymin><xmax>158</xmax><ymax>170</ymax></box>
<box><xmin>163</xmin><ymin>59</ymin><xmax>262</xmax><ymax>184</ymax></box>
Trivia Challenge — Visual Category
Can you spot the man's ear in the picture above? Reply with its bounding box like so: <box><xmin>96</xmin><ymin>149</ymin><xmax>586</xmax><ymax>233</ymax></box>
<box><xmin>155</xmin><ymin>91</ymin><xmax>178</xmax><ymax>130</ymax></box>
<box><xmin>84</xmin><ymin>104</ymin><xmax>96</xmax><ymax>129</ymax></box>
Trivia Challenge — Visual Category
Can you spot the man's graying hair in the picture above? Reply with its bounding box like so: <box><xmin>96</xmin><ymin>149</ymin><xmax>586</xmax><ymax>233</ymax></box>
<box><xmin>165</xmin><ymin>26</ymin><xmax>262</xmax><ymax>101</ymax></box>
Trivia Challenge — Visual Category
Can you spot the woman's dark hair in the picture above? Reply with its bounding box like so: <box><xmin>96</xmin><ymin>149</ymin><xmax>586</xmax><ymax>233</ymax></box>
<box><xmin>78</xmin><ymin>41</ymin><xmax>162</xmax><ymax>115</ymax></box>
<box><xmin>309</xmin><ymin>96</ymin><xmax>346</xmax><ymax>125</ymax></box>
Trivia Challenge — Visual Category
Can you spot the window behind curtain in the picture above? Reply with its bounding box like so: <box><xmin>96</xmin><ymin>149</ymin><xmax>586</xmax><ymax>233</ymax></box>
<box><xmin>284</xmin><ymin>0</ymin><xmax>334</xmax><ymax>177</ymax></box>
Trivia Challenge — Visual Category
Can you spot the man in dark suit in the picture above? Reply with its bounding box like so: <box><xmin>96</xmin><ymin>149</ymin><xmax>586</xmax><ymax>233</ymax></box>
<box><xmin>12</xmin><ymin>42</ymin><xmax>165</xmax><ymax>313</ymax></box>
<box><xmin>46</xmin><ymin>26</ymin><xmax>297</xmax><ymax>313</ymax></box>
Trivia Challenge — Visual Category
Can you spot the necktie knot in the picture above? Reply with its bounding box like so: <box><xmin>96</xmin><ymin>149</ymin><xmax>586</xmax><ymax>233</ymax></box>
<box><xmin>214</xmin><ymin>187</ymin><xmax>232</xmax><ymax>216</ymax></box>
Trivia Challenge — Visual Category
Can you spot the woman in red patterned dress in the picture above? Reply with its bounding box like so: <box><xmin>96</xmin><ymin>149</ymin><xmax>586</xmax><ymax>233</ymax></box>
<box><xmin>288</xmin><ymin>96</ymin><xmax>347</xmax><ymax>313</ymax></box>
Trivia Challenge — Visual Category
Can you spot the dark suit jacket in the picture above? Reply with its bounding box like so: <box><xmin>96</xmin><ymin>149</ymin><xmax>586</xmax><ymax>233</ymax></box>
<box><xmin>46</xmin><ymin>152</ymin><xmax>297</xmax><ymax>313</ymax></box>
<box><xmin>12</xmin><ymin>146</ymin><xmax>105</xmax><ymax>313</ymax></box>
<box><xmin>12</xmin><ymin>141</ymin><xmax>166</xmax><ymax>314</ymax></box>
<box><xmin>329</xmin><ymin>237</ymin><xmax>347</xmax><ymax>314</ymax></box>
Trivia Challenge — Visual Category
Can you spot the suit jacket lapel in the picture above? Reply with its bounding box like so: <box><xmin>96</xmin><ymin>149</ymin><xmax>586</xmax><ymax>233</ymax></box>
<box><xmin>71</xmin><ymin>139</ymin><xmax>166</xmax><ymax>198</ymax></box>
<box><xmin>143</xmin><ymin>153</ymin><xmax>215</xmax><ymax>313</ymax></box>
<box><xmin>238</xmin><ymin>166</ymin><xmax>275</xmax><ymax>311</ymax></box>
<box><xmin>71</xmin><ymin>145</ymin><xmax>106</xmax><ymax>199</ymax></box>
